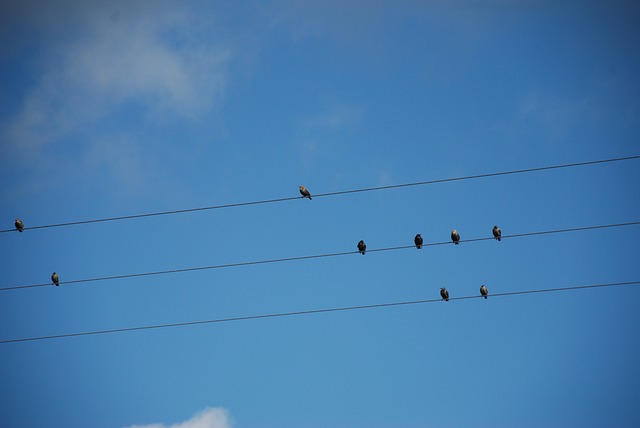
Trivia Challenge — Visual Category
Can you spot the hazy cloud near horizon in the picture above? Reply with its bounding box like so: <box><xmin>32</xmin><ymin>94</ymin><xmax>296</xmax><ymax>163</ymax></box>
<box><xmin>124</xmin><ymin>407</ymin><xmax>232</xmax><ymax>428</ymax></box>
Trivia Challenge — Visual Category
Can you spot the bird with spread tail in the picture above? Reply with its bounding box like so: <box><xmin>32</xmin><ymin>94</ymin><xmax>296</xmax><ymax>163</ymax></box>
<box><xmin>51</xmin><ymin>272</ymin><xmax>59</xmax><ymax>286</ymax></box>
<box><xmin>357</xmin><ymin>240</ymin><xmax>366</xmax><ymax>255</ymax></box>
<box><xmin>15</xmin><ymin>218</ymin><xmax>24</xmax><ymax>232</ymax></box>
<box><xmin>451</xmin><ymin>230</ymin><xmax>460</xmax><ymax>245</ymax></box>
<box><xmin>480</xmin><ymin>284</ymin><xmax>488</xmax><ymax>299</ymax></box>
<box><xmin>440</xmin><ymin>287</ymin><xmax>449</xmax><ymax>301</ymax></box>
<box><xmin>414</xmin><ymin>234</ymin><xmax>423</xmax><ymax>249</ymax></box>
<box><xmin>493</xmin><ymin>226</ymin><xmax>502</xmax><ymax>241</ymax></box>
<box><xmin>299</xmin><ymin>185</ymin><xmax>312</xmax><ymax>200</ymax></box>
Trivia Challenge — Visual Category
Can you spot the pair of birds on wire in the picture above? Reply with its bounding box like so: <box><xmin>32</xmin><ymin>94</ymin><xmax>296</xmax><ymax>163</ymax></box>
<box><xmin>440</xmin><ymin>285</ymin><xmax>489</xmax><ymax>301</ymax></box>
<box><xmin>450</xmin><ymin>226</ymin><xmax>502</xmax><ymax>245</ymax></box>
<box><xmin>13</xmin><ymin>186</ymin><xmax>315</xmax><ymax>232</ymax></box>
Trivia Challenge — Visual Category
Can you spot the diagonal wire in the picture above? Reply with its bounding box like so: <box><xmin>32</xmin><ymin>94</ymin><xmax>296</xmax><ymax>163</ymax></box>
<box><xmin>1</xmin><ymin>280</ymin><xmax>638</xmax><ymax>344</ymax></box>
<box><xmin>313</xmin><ymin>155</ymin><xmax>640</xmax><ymax>198</ymax></box>
<box><xmin>2</xmin><ymin>221</ymin><xmax>639</xmax><ymax>292</ymax></box>
<box><xmin>3</xmin><ymin>155</ymin><xmax>639</xmax><ymax>233</ymax></box>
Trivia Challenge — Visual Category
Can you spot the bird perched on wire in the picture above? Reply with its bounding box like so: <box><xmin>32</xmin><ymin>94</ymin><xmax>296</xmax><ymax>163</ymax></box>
<box><xmin>15</xmin><ymin>218</ymin><xmax>24</xmax><ymax>232</ymax></box>
<box><xmin>440</xmin><ymin>287</ymin><xmax>449</xmax><ymax>301</ymax></box>
<box><xmin>451</xmin><ymin>229</ymin><xmax>460</xmax><ymax>245</ymax></box>
<box><xmin>480</xmin><ymin>284</ymin><xmax>488</xmax><ymax>299</ymax></box>
<box><xmin>414</xmin><ymin>234</ymin><xmax>423</xmax><ymax>249</ymax></box>
<box><xmin>51</xmin><ymin>272</ymin><xmax>59</xmax><ymax>287</ymax></box>
<box><xmin>299</xmin><ymin>185</ymin><xmax>312</xmax><ymax>200</ymax></box>
<box><xmin>493</xmin><ymin>226</ymin><xmax>502</xmax><ymax>241</ymax></box>
<box><xmin>357</xmin><ymin>240</ymin><xmax>366</xmax><ymax>255</ymax></box>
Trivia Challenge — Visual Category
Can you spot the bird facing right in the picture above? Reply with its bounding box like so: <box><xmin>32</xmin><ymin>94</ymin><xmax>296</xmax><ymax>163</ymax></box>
<box><xmin>15</xmin><ymin>218</ymin><xmax>24</xmax><ymax>232</ymax></box>
<box><xmin>440</xmin><ymin>287</ymin><xmax>449</xmax><ymax>301</ymax></box>
<box><xmin>51</xmin><ymin>272</ymin><xmax>59</xmax><ymax>287</ymax></box>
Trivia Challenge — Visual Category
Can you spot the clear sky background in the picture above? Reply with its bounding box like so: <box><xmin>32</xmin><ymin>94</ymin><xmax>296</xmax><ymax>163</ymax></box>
<box><xmin>1</xmin><ymin>1</ymin><xmax>640</xmax><ymax>427</ymax></box>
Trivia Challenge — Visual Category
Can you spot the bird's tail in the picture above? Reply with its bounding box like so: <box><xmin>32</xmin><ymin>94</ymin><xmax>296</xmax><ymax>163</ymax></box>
<box><xmin>454</xmin><ymin>242</ymin><xmax>459</xmax><ymax>245</ymax></box>
<box><xmin>484</xmin><ymin>295</ymin><xmax>487</xmax><ymax>299</ymax></box>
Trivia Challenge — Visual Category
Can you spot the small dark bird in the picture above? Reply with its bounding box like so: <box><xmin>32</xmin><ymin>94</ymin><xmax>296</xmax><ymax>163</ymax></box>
<box><xmin>299</xmin><ymin>185</ymin><xmax>312</xmax><ymax>200</ymax></box>
<box><xmin>51</xmin><ymin>272</ymin><xmax>59</xmax><ymax>287</ymax></box>
<box><xmin>451</xmin><ymin>229</ymin><xmax>460</xmax><ymax>245</ymax></box>
<box><xmin>357</xmin><ymin>240</ymin><xmax>366</xmax><ymax>255</ymax></box>
<box><xmin>480</xmin><ymin>284</ymin><xmax>488</xmax><ymax>299</ymax></box>
<box><xmin>440</xmin><ymin>287</ymin><xmax>449</xmax><ymax>301</ymax></box>
<box><xmin>414</xmin><ymin>234</ymin><xmax>423</xmax><ymax>249</ymax></box>
<box><xmin>493</xmin><ymin>226</ymin><xmax>502</xmax><ymax>241</ymax></box>
<box><xmin>15</xmin><ymin>218</ymin><xmax>24</xmax><ymax>232</ymax></box>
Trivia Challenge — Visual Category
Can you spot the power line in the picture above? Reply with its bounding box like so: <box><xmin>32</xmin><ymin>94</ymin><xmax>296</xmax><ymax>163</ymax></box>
<box><xmin>314</xmin><ymin>155</ymin><xmax>640</xmax><ymax>198</ymax></box>
<box><xmin>1</xmin><ymin>280</ymin><xmax>638</xmax><ymax>344</ymax></box>
<box><xmin>3</xmin><ymin>155</ymin><xmax>639</xmax><ymax>233</ymax></box>
<box><xmin>2</xmin><ymin>220</ymin><xmax>638</xmax><ymax>292</ymax></box>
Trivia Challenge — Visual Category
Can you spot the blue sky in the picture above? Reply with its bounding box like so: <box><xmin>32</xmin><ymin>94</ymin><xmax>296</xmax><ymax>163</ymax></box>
<box><xmin>1</xmin><ymin>1</ymin><xmax>640</xmax><ymax>427</ymax></box>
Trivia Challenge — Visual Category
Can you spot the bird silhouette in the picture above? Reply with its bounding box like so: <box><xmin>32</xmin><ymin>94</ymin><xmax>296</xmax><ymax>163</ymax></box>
<box><xmin>51</xmin><ymin>272</ymin><xmax>59</xmax><ymax>287</ymax></box>
<box><xmin>493</xmin><ymin>226</ymin><xmax>502</xmax><ymax>241</ymax></box>
<box><xmin>414</xmin><ymin>234</ymin><xmax>423</xmax><ymax>249</ymax></box>
<box><xmin>299</xmin><ymin>185</ymin><xmax>312</xmax><ymax>200</ymax></box>
<box><xmin>451</xmin><ymin>230</ymin><xmax>460</xmax><ymax>245</ymax></box>
<box><xmin>357</xmin><ymin>240</ymin><xmax>366</xmax><ymax>255</ymax></box>
<box><xmin>440</xmin><ymin>287</ymin><xmax>449</xmax><ymax>301</ymax></box>
<box><xmin>480</xmin><ymin>284</ymin><xmax>488</xmax><ymax>299</ymax></box>
<box><xmin>15</xmin><ymin>218</ymin><xmax>24</xmax><ymax>233</ymax></box>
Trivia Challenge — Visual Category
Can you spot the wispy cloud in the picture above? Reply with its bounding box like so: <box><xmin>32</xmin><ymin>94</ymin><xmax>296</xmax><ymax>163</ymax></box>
<box><xmin>3</xmin><ymin>2</ymin><xmax>231</xmax><ymax>147</ymax></box>
<box><xmin>125</xmin><ymin>407</ymin><xmax>232</xmax><ymax>428</ymax></box>
<box><xmin>0</xmin><ymin>2</ymin><xmax>234</xmax><ymax>199</ymax></box>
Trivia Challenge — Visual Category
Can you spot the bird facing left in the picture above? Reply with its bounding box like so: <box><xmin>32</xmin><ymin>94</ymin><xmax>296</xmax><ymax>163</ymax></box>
<box><xmin>299</xmin><ymin>185</ymin><xmax>312</xmax><ymax>200</ymax></box>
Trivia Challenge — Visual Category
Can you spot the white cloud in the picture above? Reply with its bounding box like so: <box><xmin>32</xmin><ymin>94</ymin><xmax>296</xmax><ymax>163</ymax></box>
<box><xmin>4</xmin><ymin>2</ymin><xmax>231</xmax><ymax>146</ymax></box>
<box><xmin>0</xmin><ymin>1</ymin><xmax>234</xmax><ymax>199</ymax></box>
<box><xmin>125</xmin><ymin>407</ymin><xmax>232</xmax><ymax>428</ymax></box>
